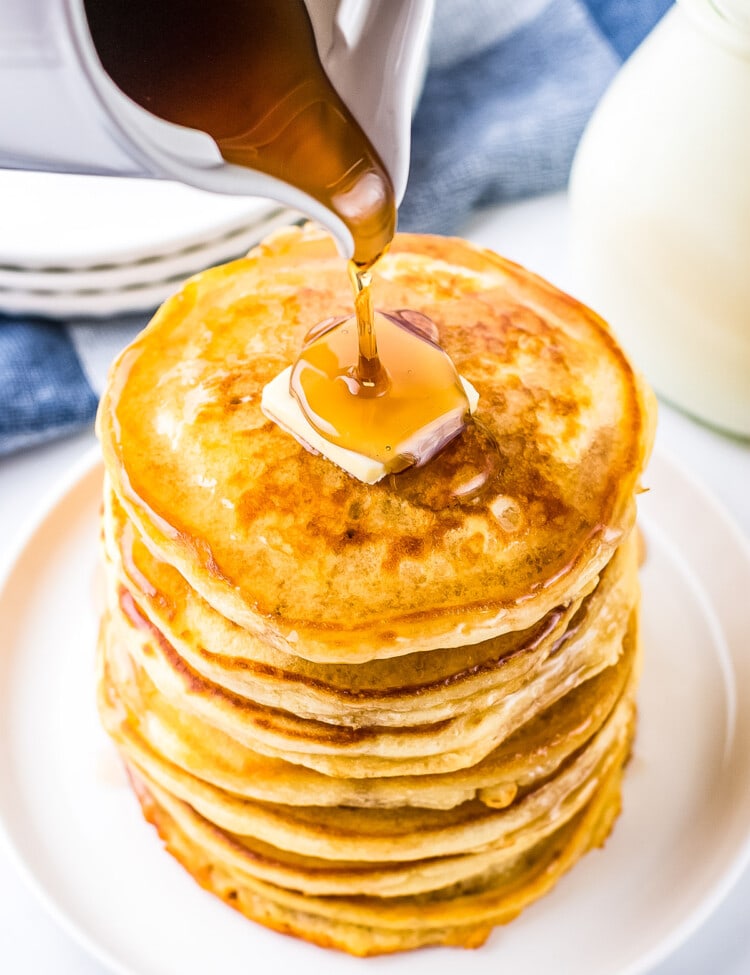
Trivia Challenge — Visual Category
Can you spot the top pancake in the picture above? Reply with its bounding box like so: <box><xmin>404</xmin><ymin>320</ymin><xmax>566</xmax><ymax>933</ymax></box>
<box><xmin>97</xmin><ymin>225</ymin><xmax>655</xmax><ymax>661</ymax></box>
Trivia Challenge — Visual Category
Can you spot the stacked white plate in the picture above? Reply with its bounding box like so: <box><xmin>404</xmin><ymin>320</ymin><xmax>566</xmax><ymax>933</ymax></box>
<box><xmin>0</xmin><ymin>171</ymin><xmax>299</xmax><ymax>318</ymax></box>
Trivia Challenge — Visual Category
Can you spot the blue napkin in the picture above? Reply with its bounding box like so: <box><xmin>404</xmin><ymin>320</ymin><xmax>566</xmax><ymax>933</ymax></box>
<box><xmin>398</xmin><ymin>0</ymin><xmax>672</xmax><ymax>232</ymax></box>
<box><xmin>0</xmin><ymin>0</ymin><xmax>672</xmax><ymax>458</ymax></box>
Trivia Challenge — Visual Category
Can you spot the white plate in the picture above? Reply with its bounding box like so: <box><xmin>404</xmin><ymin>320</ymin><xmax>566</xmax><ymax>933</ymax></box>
<box><xmin>0</xmin><ymin>210</ymin><xmax>298</xmax><ymax>318</ymax></box>
<box><xmin>0</xmin><ymin>210</ymin><xmax>297</xmax><ymax>293</ymax></box>
<box><xmin>0</xmin><ymin>449</ymin><xmax>749</xmax><ymax>975</ymax></box>
<box><xmin>0</xmin><ymin>171</ymin><xmax>280</xmax><ymax>269</ymax></box>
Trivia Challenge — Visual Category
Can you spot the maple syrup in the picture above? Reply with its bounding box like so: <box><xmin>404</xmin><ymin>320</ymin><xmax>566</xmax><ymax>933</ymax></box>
<box><xmin>85</xmin><ymin>0</ymin><xmax>473</xmax><ymax>472</ymax></box>
<box><xmin>388</xmin><ymin>417</ymin><xmax>503</xmax><ymax>508</ymax></box>
<box><xmin>290</xmin><ymin>310</ymin><xmax>471</xmax><ymax>473</ymax></box>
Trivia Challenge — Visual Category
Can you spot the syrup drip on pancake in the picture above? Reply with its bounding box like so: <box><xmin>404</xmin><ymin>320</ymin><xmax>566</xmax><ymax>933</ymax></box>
<box><xmin>85</xmin><ymin>0</ymin><xmax>472</xmax><ymax>476</ymax></box>
<box><xmin>388</xmin><ymin>418</ymin><xmax>503</xmax><ymax>509</ymax></box>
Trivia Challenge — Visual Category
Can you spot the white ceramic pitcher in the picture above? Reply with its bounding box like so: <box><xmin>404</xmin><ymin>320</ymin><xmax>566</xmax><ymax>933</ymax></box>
<box><xmin>0</xmin><ymin>0</ymin><xmax>433</xmax><ymax>258</ymax></box>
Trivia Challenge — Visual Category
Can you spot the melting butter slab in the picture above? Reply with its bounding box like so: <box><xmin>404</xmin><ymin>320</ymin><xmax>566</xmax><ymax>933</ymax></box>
<box><xmin>261</xmin><ymin>368</ymin><xmax>480</xmax><ymax>484</ymax></box>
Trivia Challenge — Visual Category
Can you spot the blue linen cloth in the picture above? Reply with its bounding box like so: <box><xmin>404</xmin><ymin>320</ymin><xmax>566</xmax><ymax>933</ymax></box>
<box><xmin>0</xmin><ymin>0</ymin><xmax>672</xmax><ymax>457</ymax></box>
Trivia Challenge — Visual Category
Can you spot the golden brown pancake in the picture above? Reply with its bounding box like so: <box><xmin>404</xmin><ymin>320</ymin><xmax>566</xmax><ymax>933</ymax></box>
<box><xmin>98</xmin><ymin>609</ymin><xmax>639</xmax><ymax>823</ymax></box>
<box><xmin>125</xmin><ymin>739</ymin><xmax>627</xmax><ymax>956</ymax></box>
<box><xmin>97</xmin><ymin>225</ymin><xmax>655</xmax><ymax>662</ymax></box>
<box><xmin>95</xmin><ymin>225</ymin><xmax>656</xmax><ymax>955</ymax></box>
<box><xmin>129</xmin><ymin>698</ymin><xmax>631</xmax><ymax>896</ymax></box>
<box><xmin>102</xmin><ymin>483</ymin><xmax>637</xmax><ymax>731</ymax></box>
<box><xmin>102</xmin><ymin>572</ymin><xmax>635</xmax><ymax>777</ymax></box>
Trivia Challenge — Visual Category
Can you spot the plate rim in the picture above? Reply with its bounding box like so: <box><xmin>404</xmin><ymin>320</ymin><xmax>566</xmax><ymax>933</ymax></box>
<box><xmin>0</xmin><ymin>172</ymin><xmax>279</xmax><ymax>269</ymax></box>
<box><xmin>0</xmin><ymin>210</ymin><xmax>294</xmax><ymax>291</ymax></box>
<box><xmin>0</xmin><ymin>210</ymin><xmax>299</xmax><ymax>319</ymax></box>
<box><xmin>0</xmin><ymin>445</ymin><xmax>749</xmax><ymax>975</ymax></box>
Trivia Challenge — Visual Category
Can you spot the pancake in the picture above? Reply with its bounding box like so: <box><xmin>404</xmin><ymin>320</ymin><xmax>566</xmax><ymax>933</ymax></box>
<box><xmin>97</xmin><ymin>224</ymin><xmax>656</xmax><ymax>662</ymax></box>
<box><xmin>131</xmin><ymin>696</ymin><xmax>632</xmax><ymax>896</ymax></box>
<box><xmin>102</xmin><ymin>565</ymin><xmax>635</xmax><ymax>777</ymax></box>
<box><xmin>95</xmin><ymin>225</ymin><xmax>656</xmax><ymax>955</ymax></box>
<box><xmin>102</xmin><ymin>483</ymin><xmax>636</xmax><ymax>729</ymax></box>
<box><xmin>99</xmin><ymin>619</ymin><xmax>638</xmax><ymax>868</ymax></box>
<box><xmin>126</xmin><ymin>741</ymin><xmax>627</xmax><ymax>955</ymax></box>
<box><xmin>98</xmin><ymin>608</ymin><xmax>638</xmax><ymax>818</ymax></box>
<box><xmin>102</xmin><ymin>484</ymin><xmax>590</xmax><ymax>726</ymax></box>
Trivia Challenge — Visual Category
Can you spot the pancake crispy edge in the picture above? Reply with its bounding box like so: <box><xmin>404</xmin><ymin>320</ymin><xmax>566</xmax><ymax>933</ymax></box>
<box><xmin>124</xmin><ymin>740</ymin><xmax>628</xmax><ymax>956</ymax></box>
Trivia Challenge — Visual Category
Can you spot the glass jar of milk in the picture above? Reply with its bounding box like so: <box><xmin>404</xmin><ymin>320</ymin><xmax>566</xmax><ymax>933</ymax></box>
<box><xmin>569</xmin><ymin>0</ymin><xmax>750</xmax><ymax>437</ymax></box>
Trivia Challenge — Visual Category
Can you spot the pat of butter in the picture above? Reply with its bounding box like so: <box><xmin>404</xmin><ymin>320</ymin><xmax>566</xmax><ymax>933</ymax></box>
<box><xmin>261</xmin><ymin>367</ymin><xmax>479</xmax><ymax>485</ymax></box>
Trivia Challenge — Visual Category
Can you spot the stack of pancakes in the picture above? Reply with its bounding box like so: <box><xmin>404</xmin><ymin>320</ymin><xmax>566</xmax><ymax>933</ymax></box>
<box><xmin>96</xmin><ymin>226</ymin><xmax>656</xmax><ymax>955</ymax></box>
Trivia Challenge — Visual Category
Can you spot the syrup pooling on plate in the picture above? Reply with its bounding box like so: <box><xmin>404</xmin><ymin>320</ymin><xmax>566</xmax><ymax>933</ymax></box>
<box><xmin>290</xmin><ymin>310</ymin><xmax>472</xmax><ymax>473</ymax></box>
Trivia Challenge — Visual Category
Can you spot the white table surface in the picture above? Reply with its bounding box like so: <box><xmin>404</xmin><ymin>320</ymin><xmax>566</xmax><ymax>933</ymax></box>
<box><xmin>1</xmin><ymin>193</ymin><xmax>748</xmax><ymax>974</ymax></box>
